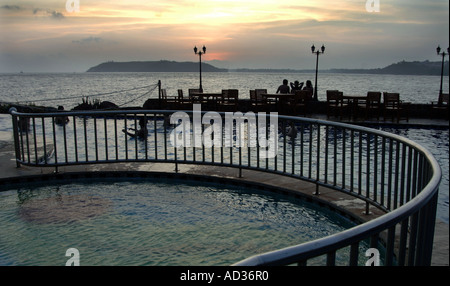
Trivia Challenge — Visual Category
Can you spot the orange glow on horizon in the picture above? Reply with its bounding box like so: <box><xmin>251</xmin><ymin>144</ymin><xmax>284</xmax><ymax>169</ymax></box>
<box><xmin>0</xmin><ymin>0</ymin><xmax>370</xmax><ymax>47</ymax></box>
<box><xmin>2</xmin><ymin>0</ymin><xmax>448</xmax><ymax>72</ymax></box>
<box><xmin>201</xmin><ymin>51</ymin><xmax>229</xmax><ymax>62</ymax></box>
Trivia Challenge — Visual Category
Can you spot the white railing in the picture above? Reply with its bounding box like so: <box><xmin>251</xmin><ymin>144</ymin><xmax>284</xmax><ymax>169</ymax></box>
<box><xmin>9</xmin><ymin>108</ymin><xmax>441</xmax><ymax>265</ymax></box>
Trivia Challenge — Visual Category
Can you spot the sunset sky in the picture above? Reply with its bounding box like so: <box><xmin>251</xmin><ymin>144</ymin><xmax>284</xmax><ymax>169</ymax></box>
<box><xmin>0</xmin><ymin>0</ymin><xmax>448</xmax><ymax>72</ymax></box>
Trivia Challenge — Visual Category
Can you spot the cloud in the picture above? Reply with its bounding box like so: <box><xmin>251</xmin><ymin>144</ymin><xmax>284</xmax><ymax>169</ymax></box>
<box><xmin>1</xmin><ymin>5</ymin><xmax>23</xmax><ymax>10</ymax></box>
<box><xmin>1</xmin><ymin>4</ymin><xmax>63</xmax><ymax>19</ymax></box>
<box><xmin>0</xmin><ymin>0</ymin><xmax>448</xmax><ymax>72</ymax></box>
<box><xmin>72</xmin><ymin>37</ymin><xmax>103</xmax><ymax>44</ymax></box>
<box><xmin>50</xmin><ymin>10</ymin><xmax>64</xmax><ymax>19</ymax></box>
<box><xmin>32</xmin><ymin>8</ymin><xmax>65</xmax><ymax>19</ymax></box>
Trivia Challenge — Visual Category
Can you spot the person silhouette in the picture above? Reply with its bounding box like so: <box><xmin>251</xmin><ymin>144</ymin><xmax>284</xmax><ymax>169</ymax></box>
<box><xmin>122</xmin><ymin>118</ymin><xmax>148</xmax><ymax>139</ymax></box>
<box><xmin>55</xmin><ymin>106</ymin><xmax>69</xmax><ymax>125</ymax></box>
<box><xmin>290</xmin><ymin>80</ymin><xmax>304</xmax><ymax>93</ymax></box>
<box><xmin>303</xmin><ymin>80</ymin><xmax>314</xmax><ymax>99</ymax></box>
<box><xmin>276</xmin><ymin>79</ymin><xmax>290</xmax><ymax>94</ymax></box>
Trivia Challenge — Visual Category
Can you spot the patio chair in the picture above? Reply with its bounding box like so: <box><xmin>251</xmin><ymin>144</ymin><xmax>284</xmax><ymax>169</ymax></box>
<box><xmin>188</xmin><ymin>88</ymin><xmax>205</xmax><ymax>105</ymax></box>
<box><xmin>254</xmin><ymin>89</ymin><xmax>269</xmax><ymax>112</ymax></box>
<box><xmin>161</xmin><ymin>89</ymin><xmax>178</xmax><ymax>108</ymax></box>
<box><xmin>176</xmin><ymin>89</ymin><xmax>191</xmax><ymax>110</ymax></box>
<box><xmin>383</xmin><ymin>92</ymin><xmax>408</xmax><ymax>122</ymax></box>
<box><xmin>286</xmin><ymin>90</ymin><xmax>309</xmax><ymax>116</ymax></box>
<box><xmin>431</xmin><ymin>93</ymin><xmax>449</xmax><ymax>119</ymax></box>
<box><xmin>221</xmin><ymin>89</ymin><xmax>238</xmax><ymax>112</ymax></box>
<box><xmin>326</xmin><ymin>90</ymin><xmax>348</xmax><ymax>119</ymax></box>
<box><xmin>250</xmin><ymin>90</ymin><xmax>257</xmax><ymax>110</ymax></box>
<box><xmin>365</xmin><ymin>91</ymin><xmax>382</xmax><ymax>120</ymax></box>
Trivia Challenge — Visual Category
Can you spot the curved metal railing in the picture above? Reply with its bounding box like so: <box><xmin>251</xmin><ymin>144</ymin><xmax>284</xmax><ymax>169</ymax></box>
<box><xmin>9</xmin><ymin>107</ymin><xmax>441</xmax><ymax>266</ymax></box>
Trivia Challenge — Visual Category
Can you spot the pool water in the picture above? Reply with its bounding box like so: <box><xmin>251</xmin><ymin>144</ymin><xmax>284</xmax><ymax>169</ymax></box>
<box><xmin>0</xmin><ymin>177</ymin><xmax>357</xmax><ymax>266</ymax></box>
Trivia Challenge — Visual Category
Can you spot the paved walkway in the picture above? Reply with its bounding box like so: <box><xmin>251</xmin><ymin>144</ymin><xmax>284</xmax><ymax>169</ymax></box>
<box><xmin>301</xmin><ymin>112</ymin><xmax>449</xmax><ymax>128</ymax></box>
<box><xmin>0</xmin><ymin>135</ymin><xmax>448</xmax><ymax>266</ymax></box>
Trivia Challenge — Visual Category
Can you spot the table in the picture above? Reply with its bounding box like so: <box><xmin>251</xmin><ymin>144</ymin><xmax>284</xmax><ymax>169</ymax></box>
<box><xmin>190</xmin><ymin>92</ymin><xmax>223</xmax><ymax>104</ymax></box>
<box><xmin>189</xmin><ymin>92</ymin><xmax>224</xmax><ymax>110</ymax></box>
<box><xmin>343</xmin><ymin>95</ymin><xmax>367</xmax><ymax>104</ymax></box>
<box><xmin>343</xmin><ymin>95</ymin><xmax>368</xmax><ymax>118</ymax></box>
<box><xmin>261</xmin><ymin>93</ymin><xmax>292</xmax><ymax>111</ymax></box>
<box><xmin>190</xmin><ymin>92</ymin><xmax>223</xmax><ymax>101</ymax></box>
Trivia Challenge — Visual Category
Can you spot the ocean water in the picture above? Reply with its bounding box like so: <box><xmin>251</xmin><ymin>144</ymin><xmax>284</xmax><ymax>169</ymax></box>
<box><xmin>0</xmin><ymin>72</ymin><xmax>448</xmax><ymax>224</ymax></box>
<box><xmin>0</xmin><ymin>72</ymin><xmax>448</xmax><ymax>109</ymax></box>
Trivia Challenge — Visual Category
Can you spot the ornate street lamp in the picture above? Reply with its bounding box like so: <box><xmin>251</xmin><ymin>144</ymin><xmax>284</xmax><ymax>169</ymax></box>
<box><xmin>436</xmin><ymin>45</ymin><xmax>449</xmax><ymax>98</ymax></box>
<box><xmin>311</xmin><ymin>44</ymin><xmax>325</xmax><ymax>101</ymax></box>
<box><xmin>194</xmin><ymin>45</ymin><xmax>206</xmax><ymax>92</ymax></box>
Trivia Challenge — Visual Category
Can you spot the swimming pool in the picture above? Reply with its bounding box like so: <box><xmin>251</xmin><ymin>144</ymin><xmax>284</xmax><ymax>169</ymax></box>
<box><xmin>0</xmin><ymin>176</ymin><xmax>357</xmax><ymax>266</ymax></box>
<box><xmin>0</xmin><ymin>112</ymin><xmax>445</xmax><ymax>265</ymax></box>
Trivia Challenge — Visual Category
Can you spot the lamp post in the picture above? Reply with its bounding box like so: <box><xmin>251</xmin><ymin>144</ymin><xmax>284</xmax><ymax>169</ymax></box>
<box><xmin>311</xmin><ymin>44</ymin><xmax>325</xmax><ymax>101</ymax></box>
<box><xmin>194</xmin><ymin>45</ymin><xmax>206</xmax><ymax>92</ymax></box>
<box><xmin>436</xmin><ymin>45</ymin><xmax>449</xmax><ymax>98</ymax></box>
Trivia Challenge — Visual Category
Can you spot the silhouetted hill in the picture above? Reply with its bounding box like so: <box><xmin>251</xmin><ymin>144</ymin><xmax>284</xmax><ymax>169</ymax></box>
<box><xmin>328</xmin><ymin>60</ymin><xmax>449</xmax><ymax>76</ymax></box>
<box><xmin>87</xmin><ymin>60</ymin><xmax>448</xmax><ymax>75</ymax></box>
<box><xmin>86</xmin><ymin>60</ymin><xmax>227</xmax><ymax>72</ymax></box>
<box><xmin>230</xmin><ymin>60</ymin><xmax>448</xmax><ymax>75</ymax></box>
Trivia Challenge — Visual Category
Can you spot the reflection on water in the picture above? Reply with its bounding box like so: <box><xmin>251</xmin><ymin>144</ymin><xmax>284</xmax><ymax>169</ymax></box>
<box><xmin>0</xmin><ymin>178</ymin><xmax>357</xmax><ymax>266</ymax></box>
<box><xmin>18</xmin><ymin>192</ymin><xmax>112</xmax><ymax>224</ymax></box>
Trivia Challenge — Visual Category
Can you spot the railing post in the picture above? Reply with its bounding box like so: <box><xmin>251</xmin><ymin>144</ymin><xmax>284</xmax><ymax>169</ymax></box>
<box><xmin>158</xmin><ymin>80</ymin><xmax>162</xmax><ymax>108</ymax></box>
<box><xmin>314</xmin><ymin>123</ymin><xmax>321</xmax><ymax>195</ymax></box>
<box><xmin>314</xmin><ymin>184</ymin><xmax>320</xmax><ymax>196</ymax></box>
<box><xmin>364</xmin><ymin>202</ymin><xmax>370</xmax><ymax>215</ymax></box>
<box><xmin>175</xmin><ymin>143</ymin><xmax>179</xmax><ymax>172</ymax></box>
<box><xmin>239</xmin><ymin>146</ymin><xmax>242</xmax><ymax>178</ymax></box>
<box><xmin>9</xmin><ymin>108</ymin><xmax>21</xmax><ymax>168</ymax></box>
<box><xmin>422</xmin><ymin>192</ymin><xmax>438</xmax><ymax>265</ymax></box>
<box><xmin>52</xmin><ymin>117</ymin><xmax>59</xmax><ymax>173</ymax></box>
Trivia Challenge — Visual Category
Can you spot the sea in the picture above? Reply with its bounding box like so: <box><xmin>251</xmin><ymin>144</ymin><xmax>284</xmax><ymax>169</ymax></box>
<box><xmin>0</xmin><ymin>72</ymin><xmax>449</xmax><ymax>108</ymax></box>
<box><xmin>0</xmin><ymin>72</ymin><xmax>448</xmax><ymax>223</ymax></box>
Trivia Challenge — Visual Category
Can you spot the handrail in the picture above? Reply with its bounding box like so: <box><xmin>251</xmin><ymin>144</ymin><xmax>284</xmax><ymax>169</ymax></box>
<box><xmin>9</xmin><ymin>107</ymin><xmax>441</xmax><ymax>266</ymax></box>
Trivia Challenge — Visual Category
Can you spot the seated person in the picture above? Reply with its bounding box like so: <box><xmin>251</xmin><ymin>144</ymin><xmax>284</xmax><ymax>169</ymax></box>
<box><xmin>55</xmin><ymin>106</ymin><xmax>69</xmax><ymax>125</ymax></box>
<box><xmin>290</xmin><ymin>81</ymin><xmax>304</xmax><ymax>93</ymax></box>
<box><xmin>303</xmin><ymin>80</ymin><xmax>314</xmax><ymax>99</ymax></box>
<box><xmin>122</xmin><ymin>118</ymin><xmax>148</xmax><ymax>139</ymax></box>
<box><xmin>276</xmin><ymin>79</ymin><xmax>290</xmax><ymax>94</ymax></box>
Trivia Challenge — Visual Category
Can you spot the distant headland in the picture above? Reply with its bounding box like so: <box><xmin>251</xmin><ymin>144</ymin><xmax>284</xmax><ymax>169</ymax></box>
<box><xmin>325</xmin><ymin>60</ymin><xmax>449</xmax><ymax>76</ymax></box>
<box><xmin>86</xmin><ymin>60</ymin><xmax>227</xmax><ymax>73</ymax></box>
<box><xmin>87</xmin><ymin>60</ymin><xmax>448</xmax><ymax>76</ymax></box>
